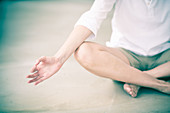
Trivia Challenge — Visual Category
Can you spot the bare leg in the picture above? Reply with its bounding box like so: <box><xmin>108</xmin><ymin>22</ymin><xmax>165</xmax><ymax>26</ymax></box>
<box><xmin>145</xmin><ymin>62</ymin><xmax>170</xmax><ymax>78</ymax></box>
<box><xmin>124</xmin><ymin>62</ymin><xmax>170</xmax><ymax>97</ymax></box>
<box><xmin>74</xmin><ymin>42</ymin><xmax>170</xmax><ymax>95</ymax></box>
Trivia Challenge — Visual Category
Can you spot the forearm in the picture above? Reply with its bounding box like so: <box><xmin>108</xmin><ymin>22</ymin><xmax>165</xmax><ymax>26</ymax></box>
<box><xmin>55</xmin><ymin>25</ymin><xmax>92</xmax><ymax>64</ymax></box>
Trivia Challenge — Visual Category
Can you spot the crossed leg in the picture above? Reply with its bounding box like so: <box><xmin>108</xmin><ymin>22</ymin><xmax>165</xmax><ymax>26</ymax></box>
<box><xmin>124</xmin><ymin>62</ymin><xmax>170</xmax><ymax>97</ymax></box>
<box><xmin>74</xmin><ymin>41</ymin><xmax>170</xmax><ymax>96</ymax></box>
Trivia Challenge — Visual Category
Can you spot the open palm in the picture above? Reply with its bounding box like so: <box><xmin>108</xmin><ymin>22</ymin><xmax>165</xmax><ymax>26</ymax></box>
<box><xmin>27</xmin><ymin>56</ymin><xmax>62</xmax><ymax>85</ymax></box>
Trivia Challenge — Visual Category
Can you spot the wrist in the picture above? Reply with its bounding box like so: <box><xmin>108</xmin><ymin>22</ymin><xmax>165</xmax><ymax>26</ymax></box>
<box><xmin>54</xmin><ymin>52</ymin><xmax>66</xmax><ymax>65</ymax></box>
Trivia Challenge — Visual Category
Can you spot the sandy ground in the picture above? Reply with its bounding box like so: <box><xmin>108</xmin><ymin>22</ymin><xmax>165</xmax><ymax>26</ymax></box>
<box><xmin>0</xmin><ymin>1</ymin><xmax>170</xmax><ymax>113</ymax></box>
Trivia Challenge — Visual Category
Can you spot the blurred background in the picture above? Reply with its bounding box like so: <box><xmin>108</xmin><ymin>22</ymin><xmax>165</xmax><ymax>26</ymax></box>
<box><xmin>0</xmin><ymin>0</ymin><xmax>115</xmax><ymax>113</ymax></box>
<box><xmin>0</xmin><ymin>0</ymin><xmax>170</xmax><ymax>113</ymax></box>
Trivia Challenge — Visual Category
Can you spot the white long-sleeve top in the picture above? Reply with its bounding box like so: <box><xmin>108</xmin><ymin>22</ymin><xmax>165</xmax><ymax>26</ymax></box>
<box><xmin>75</xmin><ymin>0</ymin><xmax>170</xmax><ymax>56</ymax></box>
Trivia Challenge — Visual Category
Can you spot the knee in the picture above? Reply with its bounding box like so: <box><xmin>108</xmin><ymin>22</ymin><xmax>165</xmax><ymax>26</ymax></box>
<box><xmin>74</xmin><ymin>41</ymin><xmax>94</xmax><ymax>67</ymax></box>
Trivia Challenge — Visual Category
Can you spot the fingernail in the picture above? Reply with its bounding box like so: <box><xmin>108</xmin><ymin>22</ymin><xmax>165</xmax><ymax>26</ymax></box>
<box><xmin>130</xmin><ymin>92</ymin><xmax>132</xmax><ymax>95</ymax></box>
<box><xmin>28</xmin><ymin>80</ymin><xmax>32</xmax><ymax>83</ymax></box>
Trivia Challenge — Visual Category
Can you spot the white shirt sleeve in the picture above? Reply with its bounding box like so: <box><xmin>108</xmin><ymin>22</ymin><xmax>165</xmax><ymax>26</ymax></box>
<box><xmin>75</xmin><ymin>0</ymin><xmax>116</xmax><ymax>39</ymax></box>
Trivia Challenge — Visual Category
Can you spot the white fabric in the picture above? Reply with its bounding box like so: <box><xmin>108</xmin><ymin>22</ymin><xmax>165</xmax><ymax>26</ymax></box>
<box><xmin>75</xmin><ymin>0</ymin><xmax>170</xmax><ymax>56</ymax></box>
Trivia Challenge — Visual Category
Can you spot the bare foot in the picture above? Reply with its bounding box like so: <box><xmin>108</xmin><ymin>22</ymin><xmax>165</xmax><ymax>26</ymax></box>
<box><xmin>158</xmin><ymin>80</ymin><xmax>170</xmax><ymax>94</ymax></box>
<box><xmin>123</xmin><ymin>83</ymin><xmax>140</xmax><ymax>98</ymax></box>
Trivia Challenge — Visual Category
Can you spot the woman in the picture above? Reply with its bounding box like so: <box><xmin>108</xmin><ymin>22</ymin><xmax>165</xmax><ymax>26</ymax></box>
<box><xmin>27</xmin><ymin>0</ymin><xmax>170</xmax><ymax>97</ymax></box>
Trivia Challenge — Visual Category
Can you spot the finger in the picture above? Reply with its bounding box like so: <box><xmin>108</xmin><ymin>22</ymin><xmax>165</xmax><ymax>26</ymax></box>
<box><xmin>28</xmin><ymin>75</ymin><xmax>43</xmax><ymax>83</ymax></box>
<box><xmin>36</xmin><ymin>56</ymin><xmax>47</xmax><ymax>65</ymax></box>
<box><xmin>35</xmin><ymin>75</ymin><xmax>49</xmax><ymax>85</ymax></box>
<box><xmin>30</xmin><ymin>65</ymin><xmax>38</xmax><ymax>73</ymax></box>
<box><xmin>26</xmin><ymin>72</ymin><xmax>39</xmax><ymax>78</ymax></box>
<box><xmin>30</xmin><ymin>56</ymin><xmax>46</xmax><ymax>73</ymax></box>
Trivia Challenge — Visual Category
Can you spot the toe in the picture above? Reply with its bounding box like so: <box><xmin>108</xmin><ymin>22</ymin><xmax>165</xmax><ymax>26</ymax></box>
<box><xmin>124</xmin><ymin>84</ymin><xmax>139</xmax><ymax>97</ymax></box>
<box><xmin>131</xmin><ymin>93</ymin><xmax>137</xmax><ymax>98</ymax></box>
<box><xmin>124</xmin><ymin>84</ymin><xmax>133</xmax><ymax>95</ymax></box>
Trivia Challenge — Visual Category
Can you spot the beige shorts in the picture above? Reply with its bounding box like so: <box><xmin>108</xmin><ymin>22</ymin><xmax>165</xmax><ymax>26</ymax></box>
<box><xmin>119</xmin><ymin>48</ymin><xmax>170</xmax><ymax>71</ymax></box>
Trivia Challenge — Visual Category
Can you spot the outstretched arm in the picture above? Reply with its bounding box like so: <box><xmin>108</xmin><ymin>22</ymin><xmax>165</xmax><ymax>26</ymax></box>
<box><xmin>27</xmin><ymin>0</ymin><xmax>116</xmax><ymax>85</ymax></box>
<box><xmin>27</xmin><ymin>25</ymin><xmax>92</xmax><ymax>85</ymax></box>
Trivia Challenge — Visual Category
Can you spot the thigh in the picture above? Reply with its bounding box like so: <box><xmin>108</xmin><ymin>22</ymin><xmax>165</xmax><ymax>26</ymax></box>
<box><xmin>145</xmin><ymin>49</ymin><xmax>170</xmax><ymax>78</ymax></box>
<box><xmin>145</xmin><ymin>61</ymin><xmax>170</xmax><ymax>78</ymax></box>
<box><xmin>155</xmin><ymin>49</ymin><xmax>170</xmax><ymax>67</ymax></box>
<box><xmin>83</xmin><ymin>41</ymin><xmax>130</xmax><ymax>65</ymax></box>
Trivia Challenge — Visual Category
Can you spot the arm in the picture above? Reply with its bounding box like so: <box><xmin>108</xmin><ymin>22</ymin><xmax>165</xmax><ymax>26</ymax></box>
<box><xmin>55</xmin><ymin>25</ymin><xmax>92</xmax><ymax>64</ymax></box>
<box><xmin>27</xmin><ymin>25</ymin><xmax>92</xmax><ymax>85</ymax></box>
<box><xmin>27</xmin><ymin>0</ymin><xmax>116</xmax><ymax>85</ymax></box>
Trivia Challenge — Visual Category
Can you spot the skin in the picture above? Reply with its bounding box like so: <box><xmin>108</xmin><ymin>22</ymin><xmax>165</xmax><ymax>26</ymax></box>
<box><xmin>124</xmin><ymin>62</ymin><xmax>170</xmax><ymax>97</ymax></box>
<box><xmin>74</xmin><ymin>41</ymin><xmax>170</xmax><ymax>95</ymax></box>
<box><xmin>27</xmin><ymin>25</ymin><xmax>170</xmax><ymax>97</ymax></box>
<box><xmin>27</xmin><ymin>26</ymin><xmax>92</xmax><ymax>85</ymax></box>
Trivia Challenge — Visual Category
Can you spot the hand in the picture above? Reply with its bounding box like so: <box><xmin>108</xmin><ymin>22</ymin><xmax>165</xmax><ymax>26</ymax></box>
<box><xmin>27</xmin><ymin>56</ymin><xmax>62</xmax><ymax>85</ymax></box>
